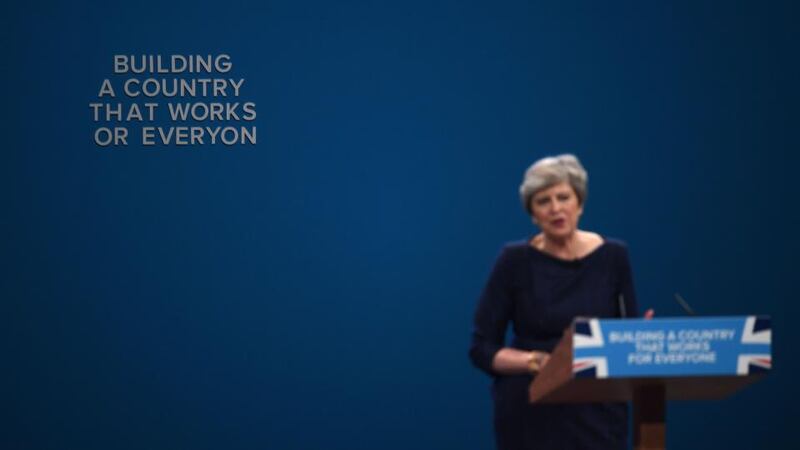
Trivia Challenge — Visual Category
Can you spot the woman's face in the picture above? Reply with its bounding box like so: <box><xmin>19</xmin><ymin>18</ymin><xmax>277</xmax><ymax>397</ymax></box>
<box><xmin>530</xmin><ymin>182</ymin><xmax>583</xmax><ymax>240</ymax></box>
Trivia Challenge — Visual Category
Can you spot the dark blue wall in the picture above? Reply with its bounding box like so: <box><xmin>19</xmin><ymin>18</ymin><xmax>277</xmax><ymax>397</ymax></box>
<box><xmin>3</xmin><ymin>1</ymin><xmax>798</xmax><ymax>448</ymax></box>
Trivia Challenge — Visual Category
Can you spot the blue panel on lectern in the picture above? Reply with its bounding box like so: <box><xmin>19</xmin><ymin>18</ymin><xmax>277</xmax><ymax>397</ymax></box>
<box><xmin>571</xmin><ymin>317</ymin><xmax>772</xmax><ymax>378</ymax></box>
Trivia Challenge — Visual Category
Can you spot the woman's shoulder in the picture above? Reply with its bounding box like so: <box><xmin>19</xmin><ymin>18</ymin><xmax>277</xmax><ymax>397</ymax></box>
<box><xmin>490</xmin><ymin>239</ymin><xmax>537</xmax><ymax>266</ymax></box>
<box><xmin>484</xmin><ymin>240</ymin><xmax>532</xmax><ymax>274</ymax></box>
<box><xmin>498</xmin><ymin>239</ymin><xmax>533</xmax><ymax>257</ymax></box>
<box><xmin>601</xmin><ymin>236</ymin><xmax>630</xmax><ymax>251</ymax></box>
<box><xmin>598</xmin><ymin>236</ymin><xmax>632</xmax><ymax>263</ymax></box>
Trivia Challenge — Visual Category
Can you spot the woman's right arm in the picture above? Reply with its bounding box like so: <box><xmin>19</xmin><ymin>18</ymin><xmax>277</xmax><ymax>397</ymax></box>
<box><xmin>469</xmin><ymin>246</ymin><xmax>548</xmax><ymax>376</ymax></box>
<box><xmin>492</xmin><ymin>348</ymin><xmax>549</xmax><ymax>374</ymax></box>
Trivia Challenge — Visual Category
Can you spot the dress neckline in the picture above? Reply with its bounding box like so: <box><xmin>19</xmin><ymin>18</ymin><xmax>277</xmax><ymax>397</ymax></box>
<box><xmin>526</xmin><ymin>235</ymin><xmax>608</xmax><ymax>264</ymax></box>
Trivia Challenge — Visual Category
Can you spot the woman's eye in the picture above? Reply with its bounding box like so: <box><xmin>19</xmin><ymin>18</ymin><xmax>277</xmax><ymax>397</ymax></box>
<box><xmin>557</xmin><ymin>194</ymin><xmax>570</xmax><ymax>201</ymax></box>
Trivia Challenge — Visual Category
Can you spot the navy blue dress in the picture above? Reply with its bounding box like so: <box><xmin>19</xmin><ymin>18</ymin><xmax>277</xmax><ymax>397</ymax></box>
<box><xmin>469</xmin><ymin>238</ymin><xmax>638</xmax><ymax>450</ymax></box>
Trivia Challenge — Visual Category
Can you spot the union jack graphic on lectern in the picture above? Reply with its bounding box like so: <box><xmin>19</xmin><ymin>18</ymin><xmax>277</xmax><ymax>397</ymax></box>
<box><xmin>737</xmin><ymin>316</ymin><xmax>771</xmax><ymax>375</ymax></box>
<box><xmin>573</xmin><ymin>318</ymin><xmax>608</xmax><ymax>378</ymax></box>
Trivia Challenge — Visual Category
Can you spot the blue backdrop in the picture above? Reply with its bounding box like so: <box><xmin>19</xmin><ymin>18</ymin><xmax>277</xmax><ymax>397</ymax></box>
<box><xmin>3</xmin><ymin>1</ymin><xmax>798</xmax><ymax>448</ymax></box>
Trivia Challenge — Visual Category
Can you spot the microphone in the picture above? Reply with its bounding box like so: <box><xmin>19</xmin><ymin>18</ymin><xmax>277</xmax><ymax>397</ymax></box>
<box><xmin>674</xmin><ymin>293</ymin><xmax>697</xmax><ymax>316</ymax></box>
<box><xmin>617</xmin><ymin>294</ymin><xmax>627</xmax><ymax>318</ymax></box>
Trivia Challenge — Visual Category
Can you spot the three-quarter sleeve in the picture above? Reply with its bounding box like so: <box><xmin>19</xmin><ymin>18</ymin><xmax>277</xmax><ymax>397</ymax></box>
<box><xmin>469</xmin><ymin>246</ymin><xmax>516</xmax><ymax>376</ymax></box>
<box><xmin>616</xmin><ymin>244</ymin><xmax>639</xmax><ymax>318</ymax></box>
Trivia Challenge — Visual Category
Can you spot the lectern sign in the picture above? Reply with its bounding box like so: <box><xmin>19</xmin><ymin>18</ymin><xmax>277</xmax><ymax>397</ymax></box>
<box><xmin>572</xmin><ymin>316</ymin><xmax>771</xmax><ymax>378</ymax></box>
<box><xmin>530</xmin><ymin>316</ymin><xmax>772</xmax><ymax>450</ymax></box>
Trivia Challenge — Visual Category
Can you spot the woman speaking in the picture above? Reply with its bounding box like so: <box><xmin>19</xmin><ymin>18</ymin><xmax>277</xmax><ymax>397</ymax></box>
<box><xmin>469</xmin><ymin>154</ymin><xmax>639</xmax><ymax>450</ymax></box>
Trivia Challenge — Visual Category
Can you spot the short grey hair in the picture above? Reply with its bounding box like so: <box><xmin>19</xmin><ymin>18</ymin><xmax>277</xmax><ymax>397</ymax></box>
<box><xmin>519</xmin><ymin>154</ymin><xmax>588</xmax><ymax>214</ymax></box>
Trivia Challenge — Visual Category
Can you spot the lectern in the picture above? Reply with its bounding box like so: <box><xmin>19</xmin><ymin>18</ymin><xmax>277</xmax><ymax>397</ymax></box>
<box><xmin>529</xmin><ymin>316</ymin><xmax>771</xmax><ymax>450</ymax></box>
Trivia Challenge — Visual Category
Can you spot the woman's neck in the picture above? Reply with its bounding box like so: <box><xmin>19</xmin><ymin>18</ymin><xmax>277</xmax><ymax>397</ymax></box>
<box><xmin>533</xmin><ymin>231</ymin><xmax>581</xmax><ymax>259</ymax></box>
